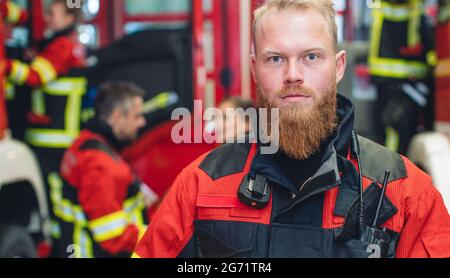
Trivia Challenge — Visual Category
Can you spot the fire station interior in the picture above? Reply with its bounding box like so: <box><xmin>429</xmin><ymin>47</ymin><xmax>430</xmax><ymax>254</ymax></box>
<box><xmin>0</xmin><ymin>0</ymin><xmax>449</xmax><ymax>258</ymax></box>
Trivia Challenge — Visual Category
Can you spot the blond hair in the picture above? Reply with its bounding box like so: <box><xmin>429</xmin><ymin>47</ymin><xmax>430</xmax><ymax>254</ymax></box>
<box><xmin>253</xmin><ymin>0</ymin><xmax>338</xmax><ymax>52</ymax></box>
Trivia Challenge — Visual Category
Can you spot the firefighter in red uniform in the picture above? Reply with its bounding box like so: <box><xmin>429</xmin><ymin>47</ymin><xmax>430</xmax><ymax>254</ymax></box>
<box><xmin>2</xmin><ymin>0</ymin><xmax>86</xmax><ymax>246</ymax></box>
<box><xmin>0</xmin><ymin>0</ymin><xmax>28</xmax><ymax>137</ymax></box>
<box><xmin>51</xmin><ymin>81</ymin><xmax>152</xmax><ymax>258</ymax></box>
<box><xmin>134</xmin><ymin>0</ymin><xmax>450</xmax><ymax>258</ymax></box>
<box><xmin>4</xmin><ymin>0</ymin><xmax>85</xmax><ymax>90</ymax></box>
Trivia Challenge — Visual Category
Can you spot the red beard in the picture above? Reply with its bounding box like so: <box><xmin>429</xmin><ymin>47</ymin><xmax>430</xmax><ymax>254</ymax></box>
<box><xmin>256</xmin><ymin>83</ymin><xmax>338</xmax><ymax>160</ymax></box>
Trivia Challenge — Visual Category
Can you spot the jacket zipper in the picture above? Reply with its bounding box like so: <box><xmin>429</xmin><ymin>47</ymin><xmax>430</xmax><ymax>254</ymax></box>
<box><xmin>299</xmin><ymin>176</ymin><xmax>313</xmax><ymax>193</ymax></box>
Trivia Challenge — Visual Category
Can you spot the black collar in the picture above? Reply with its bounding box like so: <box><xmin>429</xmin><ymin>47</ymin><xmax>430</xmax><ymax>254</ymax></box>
<box><xmin>85</xmin><ymin>119</ymin><xmax>131</xmax><ymax>152</ymax></box>
<box><xmin>37</xmin><ymin>25</ymin><xmax>76</xmax><ymax>51</ymax></box>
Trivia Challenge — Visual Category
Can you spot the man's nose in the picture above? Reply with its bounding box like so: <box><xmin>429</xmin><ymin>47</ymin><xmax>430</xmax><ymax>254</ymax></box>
<box><xmin>284</xmin><ymin>60</ymin><xmax>304</xmax><ymax>86</ymax></box>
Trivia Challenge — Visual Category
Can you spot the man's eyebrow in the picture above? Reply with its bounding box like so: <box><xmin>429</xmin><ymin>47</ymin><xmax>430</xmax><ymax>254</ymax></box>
<box><xmin>261</xmin><ymin>49</ymin><xmax>282</xmax><ymax>56</ymax></box>
<box><xmin>261</xmin><ymin>47</ymin><xmax>327</xmax><ymax>56</ymax></box>
<box><xmin>302</xmin><ymin>47</ymin><xmax>326</xmax><ymax>53</ymax></box>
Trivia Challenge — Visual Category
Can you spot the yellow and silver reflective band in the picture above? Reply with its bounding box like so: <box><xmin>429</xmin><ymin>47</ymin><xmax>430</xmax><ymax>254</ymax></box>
<box><xmin>62</xmin><ymin>78</ymin><xmax>87</xmax><ymax>133</ymax></box>
<box><xmin>25</xmin><ymin>78</ymin><xmax>87</xmax><ymax>148</ymax></box>
<box><xmin>43</xmin><ymin>77</ymin><xmax>86</xmax><ymax>95</ymax></box>
<box><xmin>31</xmin><ymin>89</ymin><xmax>46</xmax><ymax>115</ymax></box>
<box><xmin>88</xmin><ymin>211</ymin><xmax>128</xmax><ymax>243</ymax></box>
<box><xmin>385</xmin><ymin>127</ymin><xmax>399</xmax><ymax>153</ymax></box>
<box><xmin>439</xmin><ymin>3</ymin><xmax>450</xmax><ymax>23</ymax></box>
<box><xmin>5</xmin><ymin>1</ymin><xmax>21</xmax><ymax>24</ymax></box>
<box><xmin>25</xmin><ymin>129</ymin><xmax>78</xmax><ymax>148</ymax></box>
<box><xmin>5</xmin><ymin>81</ymin><xmax>15</xmax><ymax>100</ymax></box>
<box><xmin>9</xmin><ymin>60</ymin><xmax>30</xmax><ymax>85</ymax></box>
<box><xmin>124</xmin><ymin>193</ymin><xmax>146</xmax><ymax>236</ymax></box>
<box><xmin>73</xmin><ymin>225</ymin><xmax>94</xmax><ymax>258</ymax></box>
<box><xmin>407</xmin><ymin>0</ymin><xmax>421</xmax><ymax>47</ymax></box>
<box><xmin>435</xmin><ymin>58</ymin><xmax>450</xmax><ymax>78</ymax></box>
<box><xmin>124</xmin><ymin>192</ymin><xmax>146</xmax><ymax>217</ymax></box>
<box><xmin>379</xmin><ymin>1</ymin><xmax>411</xmax><ymax>21</ymax></box>
<box><xmin>48</xmin><ymin>172</ymin><xmax>87</xmax><ymax>225</ymax></box>
<box><xmin>43</xmin><ymin>77</ymin><xmax>87</xmax><ymax>133</ymax></box>
<box><xmin>31</xmin><ymin>56</ymin><xmax>57</xmax><ymax>85</ymax></box>
<box><xmin>142</xmin><ymin>91</ymin><xmax>179</xmax><ymax>114</ymax></box>
<box><xmin>369</xmin><ymin>58</ymin><xmax>429</xmax><ymax>79</ymax></box>
<box><xmin>369</xmin><ymin>7</ymin><xmax>384</xmax><ymax>60</ymax></box>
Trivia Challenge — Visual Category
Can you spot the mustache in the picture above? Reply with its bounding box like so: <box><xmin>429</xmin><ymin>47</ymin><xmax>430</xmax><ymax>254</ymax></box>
<box><xmin>277</xmin><ymin>86</ymin><xmax>315</xmax><ymax>98</ymax></box>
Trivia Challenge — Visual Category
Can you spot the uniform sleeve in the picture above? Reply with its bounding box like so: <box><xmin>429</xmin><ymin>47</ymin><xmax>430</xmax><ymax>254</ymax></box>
<box><xmin>133</xmin><ymin>169</ymin><xmax>198</xmax><ymax>258</ymax></box>
<box><xmin>1</xmin><ymin>1</ymin><xmax>28</xmax><ymax>26</ymax></box>
<box><xmin>78</xmin><ymin>155</ymin><xmax>139</xmax><ymax>255</ymax></box>
<box><xmin>396</xmin><ymin>183</ymin><xmax>450</xmax><ymax>258</ymax></box>
<box><xmin>5</xmin><ymin>38</ymin><xmax>76</xmax><ymax>87</ymax></box>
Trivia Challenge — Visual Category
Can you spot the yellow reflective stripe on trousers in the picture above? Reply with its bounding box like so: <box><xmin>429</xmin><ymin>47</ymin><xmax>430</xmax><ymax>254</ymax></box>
<box><xmin>62</xmin><ymin>79</ymin><xmax>86</xmax><ymax>133</ymax></box>
<box><xmin>407</xmin><ymin>0</ymin><xmax>421</xmax><ymax>47</ymax></box>
<box><xmin>31</xmin><ymin>56</ymin><xmax>57</xmax><ymax>85</ymax></box>
<box><xmin>48</xmin><ymin>172</ymin><xmax>87</xmax><ymax>225</ymax></box>
<box><xmin>49</xmin><ymin>173</ymin><xmax>94</xmax><ymax>258</ymax></box>
<box><xmin>369</xmin><ymin>58</ymin><xmax>429</xmax><ymax>79</ymax></box>
<box><xmin>88</xmin><ymin>211</ymin><xmax>128</xmax><ymax>243</ymax></box>
<box><xmin>5</xmin><ymin>1</ymin><xmax>21</xmax><ymax>24</ymax></box>
<box><xmin>73</xmin><ymin>225</ymin><xmax>94</xmax><ymax>258</ymax></box>
<box><xmin>9</xmin><ymin>60</ymin><xmax>30</xmax><ymax>85</ymax></box>
<box><xmin>369</xmin><ymin>8</ymin><xmax>384</xmax><ymax>60</ymax></box>
<box><xmin>31</xmin><ymin>89</ymin><xmax>46</xmax><ymax>115</ymax></box>
<box><xmin>25</xmin><ymin>129</ymin><xmax>78</xmax><ymax>148</ymax></box>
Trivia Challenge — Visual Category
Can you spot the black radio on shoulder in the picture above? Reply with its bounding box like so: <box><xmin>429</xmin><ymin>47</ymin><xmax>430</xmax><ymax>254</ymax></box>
<box><xmin>237</xmin><ymin>174</ymin><xmax>270</xmax><ymax>209</ymax></box>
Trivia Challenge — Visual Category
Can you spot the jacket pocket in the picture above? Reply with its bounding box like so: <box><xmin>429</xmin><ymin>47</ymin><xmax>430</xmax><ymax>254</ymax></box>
<box><xmin>194</xmin><ymin>220</ymin><xmax>257</xmax><ymax>258</ymax></box>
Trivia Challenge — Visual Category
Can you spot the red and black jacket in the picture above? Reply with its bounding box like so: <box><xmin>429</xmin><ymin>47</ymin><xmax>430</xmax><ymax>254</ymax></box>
<box><xmin>55</xmin><ymin>121</ymin><xmax>147</xmax><ymax>258</ymax></box>
<box><xmin>134</xmin><ymin>95</ymin><xmax>450</xmax><ymax>258</ymax></box>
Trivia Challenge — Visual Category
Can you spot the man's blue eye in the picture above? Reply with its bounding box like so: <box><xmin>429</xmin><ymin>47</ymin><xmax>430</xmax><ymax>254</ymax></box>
<box><xmin>306</xmin><ymin>53</ymin><xmax>318</xmax><ymax>61</ymax></box>
<box><xmin>270</xmin><ymin>56</ymin><xmax>283</xmax><ymax>63</ymax></box>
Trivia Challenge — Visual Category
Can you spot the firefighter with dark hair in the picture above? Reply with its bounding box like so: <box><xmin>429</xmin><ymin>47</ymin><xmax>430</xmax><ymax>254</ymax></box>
<box><xmin>2</xmin><ymin>0</ymin><xmax>86</xmax><ymax>246</ymax></box>
<box><xmin>134</xmin><ymin>0</ymin><xmax>450</xmax><ymax>258</ymax></box>
<box><xmin>51</xmin><ymin>81</ymin><xmax>153</xmax><ymax>258</ymax></box>
<box><xmin>368</xmin><ymin>0</ymin><xmax>437</xmax><ymax>154</ymax></box>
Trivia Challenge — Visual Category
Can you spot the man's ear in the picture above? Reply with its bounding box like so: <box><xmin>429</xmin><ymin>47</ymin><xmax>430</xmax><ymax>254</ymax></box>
<box><xmin>250</xmin><ymin>43</ymin><xmax>257</xmax><ymax>83</ymax></box>
<box><xmin>335</xmin><ymin>50</ymin><xmax>347</xmax><ymax>84</ymax></box>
